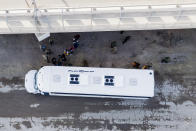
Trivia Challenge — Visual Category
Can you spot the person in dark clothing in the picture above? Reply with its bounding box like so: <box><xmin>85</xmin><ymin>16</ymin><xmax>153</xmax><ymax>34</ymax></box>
<box><xmin>122</xmin><ymin>36</ymin><xmax>131</xmax><ymax>44</ymax></box>
<box><xmin>120</xmin><ymin>31</ymin><xmax>124</xmax><ymax>34</ymax></box>
<box><xmin>57</xmin><ymin>55</ymin><xmax>63</xmax><ymax>66</ymax></box>
<box><xmin>131</xmin><ymin>61</ymin><xmax>140</xmax><ymax>69</ymax></box>
<box><xmin>49</xmin><ymin>38</ymin><xmax>54</xmax><ymax>46</ymax></box>
<box><xmin>73</xmin><ymin>41</ymin><xmax>79</xmax><ymax>49</ymax></box>
<box><xmin>142</xmin><ymin>65</ymin><xmax>152</xmax><ymax>69</ymax></box>
<box><xmin>58</xmin><ymin>54</ymin><xmax>61</xmax><ymax>59</ymax></box>
<box><xmin>73</xmin><ymin>34</ymin><xmax>80</xmax><ymax>41</ymax></box>
<box><xmin>61</xmin><ymin>54</ymin><xmax>67</xmax><ymax>62</ymax></box>
<box><xmin>161</xmin><ymin>57</ymin><xmax>171</xmax><ymax>63</ymax></box>
<box><xmin>111</xmin><ymin>41</ymin><xmax>117</xmax><ymax>48</ymax></box>
<box><xmin>69</xmin><ymin>47</ymin><xmax>74</xmax><ymax>54</ymax></box>
<box><xmin>40</xmin><ymin>44</ymin><xmax>46</xmax><ymax>52</ymax></box>
<box><xmin>51</xmin><ymin>57</ymin><xmax>57</xmax><ymax>65</ymax></box>
<box><xmin>46</xmin><ymin>55</ymin><xmax>50</xmax><ymax>63</ymax></box>
<box><xmin>57</xmin><ymin>61</ymin><xmax>62</xmax><ymax>66</ymax></box>
<box><xmin>57</xmin><ymin>58</ymin><xmax>62</xmax><ymax>66</ymax></box>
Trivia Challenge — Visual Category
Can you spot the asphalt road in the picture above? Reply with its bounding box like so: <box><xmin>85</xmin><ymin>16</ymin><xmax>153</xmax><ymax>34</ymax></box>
<box><xmin>0</xmin><ymin>30</ymin><xmax>196</xmax><ymax>130</ymax></box>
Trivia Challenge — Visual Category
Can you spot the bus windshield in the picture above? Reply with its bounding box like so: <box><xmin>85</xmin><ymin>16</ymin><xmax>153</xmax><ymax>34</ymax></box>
<box><xmin>34</xmin><ymin>72</ymin><xmax>39</xmax><ymax>91</ymax></box>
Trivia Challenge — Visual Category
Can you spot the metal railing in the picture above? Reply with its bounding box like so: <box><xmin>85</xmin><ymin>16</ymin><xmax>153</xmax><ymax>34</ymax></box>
<box><xmin>0</xmin><ymin>3</ymin><xmax>196</xmax><ymax>34</ymax></box>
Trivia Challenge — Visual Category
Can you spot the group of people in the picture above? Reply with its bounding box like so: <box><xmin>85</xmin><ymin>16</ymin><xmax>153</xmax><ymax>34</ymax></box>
<box><xmin>40</xmin><ymin>34</ymin><xmax>80</xmax><ymax>66</ymax></box>
<box><xmin>40</xmin><ymin>33</ymin><xmax>151</xmax><ymax>69</ymax></box>
<box><xmin>64</xmin><ymin>34</ymin><xmax>80</xmax><ymax>56</ymax></box>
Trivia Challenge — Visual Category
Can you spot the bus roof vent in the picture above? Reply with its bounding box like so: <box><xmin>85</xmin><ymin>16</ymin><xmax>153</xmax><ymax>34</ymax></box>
<box><xmin>93</xmin><ymin>76</ymin><xmax>102</xmax><ymax>84</ymax></box>
<box><xmin>53</xmin><ymin>75</ymin><xmax>61</xmax><ymax>83</ymax></box>
<box><xmin>70</xmin><ymin>74</ymin><xmax>80</xmax><ymax>84</ymax></box>
<box><xmin>129</xmin><ymin>78</ymin><xmax>137</xmax><ymax>86</ymax></box>
<box><xmin>104</xmin><ymin>76</ymin><xmax>114</xmax><ymax>86</ymax></box>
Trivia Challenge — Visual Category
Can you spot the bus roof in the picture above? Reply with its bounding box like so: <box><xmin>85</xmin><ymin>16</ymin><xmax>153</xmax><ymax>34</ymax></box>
<box><xmin>37</xmin><ymin>66</ymin><xmax>154</xmax><ymax>98</ymax></box>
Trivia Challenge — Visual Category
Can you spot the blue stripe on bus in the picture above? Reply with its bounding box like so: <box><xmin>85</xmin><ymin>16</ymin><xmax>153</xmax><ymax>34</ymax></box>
<box><xmin>70</xmin><ymin>81</ymin><xmax>79</xmax><ymax>84</ymax></box>
<box><xmin>104</xmin><ymin>83</ymin><xmax>114</xmax><ymax>86</ymax></box>
<box><xmin>50</xmin><ymin>92</ymin><xmax>151</xmax><ymax>99</ymax></box>
<box><xmin>105</xmin><ymin>76</ymin><xmax>114</xmax><ymax>79</ymax></box>
<box><xmin>70</xmin><ymin>74</ymin><xmax>79</xmax><ymax>77</ymax></box>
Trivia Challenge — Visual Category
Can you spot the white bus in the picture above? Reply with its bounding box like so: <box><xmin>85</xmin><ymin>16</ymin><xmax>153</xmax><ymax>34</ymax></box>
<box><xmin>25</xmin><ymin>66</ymin><xmax>154</xmax><ymax>99</ymax></box>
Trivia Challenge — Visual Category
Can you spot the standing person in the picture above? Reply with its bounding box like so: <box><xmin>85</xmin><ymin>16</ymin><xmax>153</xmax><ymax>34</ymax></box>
<box><xmin>122</xmin><ymin>36</ymin><xmax>131</xmax><ymax>44</ymax></box>
<box><xmin>131</xmin><ymin>61</ymin><xmax>140</xmax><ymax>69</ymax></box>
<box><xmin>73</xmin><ymin>34</ymin><xmax>80</xmax><ymax>41</ymax></box>
<box><xmin>73</xmin><ymin>41</ymin><xmax>79</xmax><ymax>49</ymax></box>
<box><xmin>61</xmin><ymin>54</ymin><xmax>67</xmax><ymax>62</ymax></box>
<box><xmin>69</xmin><ymin>47</ymin><xmax>74</xmax><ymax>55</ymax></box>
<box><xmin>49</xmin><ymin>37</ymin><xmax>54</xmax><ymax>46</ymax></box>
<box><xmin>51</xmin><ymin>57</ymin><xmax>57</xmax><ymax>65</ymax></box>
<box><xmin>72</xmin><ymin>34</ymin><xmax>80</xmax><ymax>49</ymax></box>
<box><xmin>40</xmin><ymin>44</ymin><xmax>46</xmax><ymax>52</ymax></box>
<box><xmin>46</xmin><ymin>55</ymin><xmax>50</xmax><ymax>63</ymax></box>
<box><xmin>64</xmin><ymin>49</ymin><xmax>70</xmax><ymax>56</ymax></box>
<box><xmin>57</xmin><ymin>55</ymin><xmax>62</xmax><ymax>66</ymax></box>
<box><xmin>142</xmin><ymin>63</ymin><xmax>152</xmax><ymax>69</ymax></box>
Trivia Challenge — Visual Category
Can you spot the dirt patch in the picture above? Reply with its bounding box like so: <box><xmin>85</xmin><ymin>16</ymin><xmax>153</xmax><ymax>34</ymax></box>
<box><xmin>144</xmin><ymin>98</ymin><xmax>170</xmax><ymax>110</ymax></box>
<box><xmin>12</xmin><ymin>123</ymin><xmax>21</xmax><ymax>130</ymax></box>
<box><xmin>22</xmin><ymin>121</ymin><xmax>32</xmax><ymax>128</ymax></box>
<box><xmin>41</xmin><ymin>118</ymin><xmax>156</xmax><ymax>130</ymax></box>
<box><xmin>0</xmin><ymin>77</ymin><xmax>24</xmax><ymax>85</ymax></box>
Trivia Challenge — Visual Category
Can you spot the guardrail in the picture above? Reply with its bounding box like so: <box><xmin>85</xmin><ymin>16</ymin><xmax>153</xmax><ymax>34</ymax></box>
<box><xmin>0</xmin><ymin>3</ymin><xmax>196</xmax><ymax>34</ymax></box>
